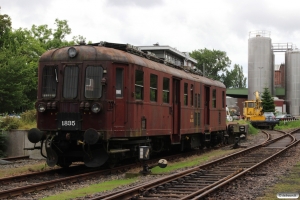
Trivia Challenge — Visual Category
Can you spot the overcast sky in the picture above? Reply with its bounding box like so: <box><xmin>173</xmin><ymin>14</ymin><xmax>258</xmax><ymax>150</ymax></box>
<box><xmin>2</xmin><ymin>0</ymin><xmax>300</xmax><ymax>78</ymax></box>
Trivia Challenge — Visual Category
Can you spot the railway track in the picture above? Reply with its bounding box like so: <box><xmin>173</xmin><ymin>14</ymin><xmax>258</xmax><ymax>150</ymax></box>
<box><xmin>2</xmin><ymin>155</ymin><xmax>29</xmax><ymax>161</ymax></box>
<box><xmin>0</xmin><ymin>143</ymin><xmax>233</xmax><ymax>199</ymax></box>
<box><xmin>94</xmin><ymin>129</ymin><xmax>298</xmax><ymax>200</ymax></box>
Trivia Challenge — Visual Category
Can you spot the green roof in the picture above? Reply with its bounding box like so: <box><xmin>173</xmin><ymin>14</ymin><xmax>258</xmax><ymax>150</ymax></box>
<box><xmin>226</xmin><ymin>88</ymin><xmax>248</xmax><ymax>96</ymax></box>
<box><xmin>226</xmin><ymin>88</ymin><xmax>285</xmax><ymax>97</ymax></box>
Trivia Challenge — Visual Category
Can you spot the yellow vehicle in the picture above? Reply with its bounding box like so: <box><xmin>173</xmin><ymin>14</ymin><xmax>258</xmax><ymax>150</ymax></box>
<box><xmin>243</xmin><ymin>91</ymin><xmax>279</xmax><ymax>129</ymax></box>
<box><xmin>243</xmin><ymin>91</ymin><xmax>265</xmax><ymax>121</ymax></box>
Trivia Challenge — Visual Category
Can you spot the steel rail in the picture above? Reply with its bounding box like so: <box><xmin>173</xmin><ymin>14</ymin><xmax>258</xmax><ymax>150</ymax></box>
<box><xmin>2</xmin><ymin>156</ymin><xmax>29</xmax><ymax>161</ymax></box>
<box><xmin>0</xmin><ymin>144</ymin><xmax>227</xmax><ymax>199</ymax></box>
<box><xmin>96</xmin><ymin>130</ymin><xmax>294</xmax><ymax>200</ymax></box>
<box><xmin>188</xmin><ymin>132</ymin><xmax>299</xmax><ymax>199</ymax></box>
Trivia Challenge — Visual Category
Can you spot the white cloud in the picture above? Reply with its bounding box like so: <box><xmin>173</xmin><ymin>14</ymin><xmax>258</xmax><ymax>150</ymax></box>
<box><xmin>3</xmin><ymin>0</ymin><xmax>300</xmax><ymax>80</ymax></box>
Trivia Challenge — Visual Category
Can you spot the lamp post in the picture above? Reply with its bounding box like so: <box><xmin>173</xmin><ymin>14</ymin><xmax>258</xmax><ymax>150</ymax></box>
<box><xmin>258</xmin><ymin>67</ymin><xmax>263</xmax><ymax>92</ymax></box>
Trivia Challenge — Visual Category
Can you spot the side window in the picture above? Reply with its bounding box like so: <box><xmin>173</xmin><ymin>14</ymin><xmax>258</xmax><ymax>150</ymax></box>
<box><xmin>222</xmin><ymin>91</ymin><xmax>225</xmax><ymax>108</ymax></box>
<box><xmin>212</xmin><ymin>89</ymin><xmax>216</xmax><ymax>108</ymax></box>
<box><xmin>190</xmin><ymin>84</ymin><xmax>194</xmax><ymax>106</ymax></box>
<box><xmin>135</xmin><ymin>70</ymin><xmax>144</xmax><ymax>100</ymax></box>
<box><xmin>184</xmin><ymin>83</ymin><xmax>188</xmax><ymax>106</ymax></box>
<box><xmin>116</xmin><ymin>68</ymin><xmax>123</xmax><ymax>98</ymax></box>
<box><xmin>150</xmin><ymin>74</ymin><xmax>158</xmax><ymax>102</ymax></box>
<box><xmin>163</xmin><ymin>77</ymin><xmax>170</xmax><ymax>103</ymax></box>
<box><xmin>85</xmin><ymin>66</ymin><xmax>103</xmax><ymax>98</ymax></box>
<box><xmin>42</xmin><ymin>66</ymin><xmax>57</xmax><ymax>98</ymax></box>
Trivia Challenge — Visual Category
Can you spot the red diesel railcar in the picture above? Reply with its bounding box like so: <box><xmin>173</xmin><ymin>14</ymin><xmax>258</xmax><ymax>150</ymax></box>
<box><xmin>27</xmin><ymin>42</ymin><xmax>227</xmax><ymax>167</ymax></box>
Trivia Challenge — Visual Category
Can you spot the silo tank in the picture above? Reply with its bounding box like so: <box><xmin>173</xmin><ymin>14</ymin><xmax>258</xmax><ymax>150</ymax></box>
<box><xmin>248</xmin><ymin>31</ymin><xmax>273</xmax><ymax>99</ymax></box>
<box><xmin>285</xmin><ymin>50</ymin><xmax>300</xmax><ymax>115</ymax></box>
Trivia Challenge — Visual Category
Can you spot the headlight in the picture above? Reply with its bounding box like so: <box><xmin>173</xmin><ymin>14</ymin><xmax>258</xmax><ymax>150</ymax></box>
<box><xmin>37</xmin><ymin>103</ymin><xmax>46</xmax><ymax>112</ymax></box>
<box><xmin>68</xmin><ymin>47</ymin><xmax>77</xmax><ymax>58</ymax></box>
<box><xmin>91</xmin><ymin>103</ymin><xmax>102</xmax><ymax>113</ymax></box>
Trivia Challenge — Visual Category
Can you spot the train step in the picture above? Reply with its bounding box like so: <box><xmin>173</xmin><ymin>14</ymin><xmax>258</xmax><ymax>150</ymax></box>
<box><xmin>109</xmin><ymin>149</ymin><xmax>130</xmax><ymax>154</ymax></box>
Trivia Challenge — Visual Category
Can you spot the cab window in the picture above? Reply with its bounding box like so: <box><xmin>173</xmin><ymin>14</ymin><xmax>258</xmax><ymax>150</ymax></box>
<box><xmin>63</xmin><ymin>65</ymin><xmax>79</xmax><ymax>99</ymax></box>
<box><xmin>42</xmin><ymin>66</ymin><xmax>57</xmax><ymax>98</ymax></box>
<box><xmin>85</xmin><ymin>66</ymin><xmax>103</xmax><ymax>98</ymax></box>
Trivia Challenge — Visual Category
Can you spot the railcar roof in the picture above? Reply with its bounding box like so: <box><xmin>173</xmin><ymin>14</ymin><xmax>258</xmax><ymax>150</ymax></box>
<box><xmin>40</xmin><ymin>44</ymin><xmax>225</xmax><ymax>88</ymax></box>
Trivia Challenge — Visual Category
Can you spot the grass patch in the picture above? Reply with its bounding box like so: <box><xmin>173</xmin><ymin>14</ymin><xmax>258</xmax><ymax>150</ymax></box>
<box><xmin>0</xmin><ymin>161</ymin><xmax>49</xmax><ymax>178</ymax></box>
<box><xmin>151</xmin><ymin>148</ymin><xmax>238</xmax><ymax>174</ymax></box>
<box><xmin>43</xmin><ymin>148</ymin><xmax>239</xmax><ymax>199</ymax></box>
<box><xmin>42</xmin><ymin>178</ymin><xmax>137</xmax><ymax>200</ymax></box>
<box><xmin>274</xmin><ymin>120</ymin><xmax>300</xmax><ymax>131</ymax></box>
<box><xmin>257</xmin><ymin>163</ymin><xmax>300</xmax><ymax>200</ymax></box>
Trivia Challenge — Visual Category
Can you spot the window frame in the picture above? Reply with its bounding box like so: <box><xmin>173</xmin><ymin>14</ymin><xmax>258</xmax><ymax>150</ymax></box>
<box><xmin>150</xmin><ymin>74</ymin><xmax>158</xmax><ymax>102</ymax></box>
<box><xmin>135</xmin><ymin>70</ymin><xmax>144</xmax><ymax>100</ymax></box>
<box><xmin>212</xmin><ymin>89</ymin><xmax>216</xmax><ymax>108</ymax></box>
<box><xmin>63</xmin><ymin>65</ymin><xmax>79</xmax><ymax>99</ymax></box>
<box><xmin>162</xmin><ymin>77</ymin><xmax>170</xmax><ymax>103</ymax></box>
<box><xmin>115</xmin><ymin>68</ymin><xmax>124</xmax><ymax>98</ymax></box>
<box><xmin>184</xmin><ymin>83</ymin><xmax>188</xmax><ymax>106</ymax></box>
<box><xmin>84</xmin><ymin>65</ymin><xmax>104</xmax><ymax>99</ymax></box>
<box><xmin>41</xmin><ymin>65</ymin><xmax>58</xmax><ymax>99</ymax></box>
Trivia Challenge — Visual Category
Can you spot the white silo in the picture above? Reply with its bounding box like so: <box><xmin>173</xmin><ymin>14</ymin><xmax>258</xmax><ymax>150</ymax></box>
<box><xmin>248</xmin><ymin>30</ymin><xmax>273</xmax><ymax>99</ymax></box>
<box><xmin>285</xmin><ymin>50</ymin><xmax>300</xmax><ymax>115</ymax></box>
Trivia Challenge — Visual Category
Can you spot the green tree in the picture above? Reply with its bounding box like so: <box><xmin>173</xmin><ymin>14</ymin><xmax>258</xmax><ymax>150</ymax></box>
<box><xmin>0</xmin><ymin>14</ymin><xmax>86</xmax><ymax>113</ymax></box>
<box><xmin>221</xmin><ymin>64</ymin><xmax>247</xmax><ymax>88</ymax></box>
<box><xmin>261</xmin><ymin>88</ymin><xmax>275</xmax><ymax>112</ymax></box>
<box><xmin>0</xmin><ymin>14</ymin><xmax>12</xmax><ymax>48</ymax></box>
<box><xmin>190</xmin><ymin>48</ymin><xmax>231</xmax><ymax>81</ymax></box>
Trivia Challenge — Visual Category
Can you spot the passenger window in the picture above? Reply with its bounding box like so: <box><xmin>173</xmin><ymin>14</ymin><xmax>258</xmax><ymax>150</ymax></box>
<box><xmin>212</xmin><ymin>89</ymin><xmax>216</xmax><ymax>108</ymax></box>
<box><xmin>163</xmin><ymin>77</ymin><xmax>170</xmax><ymax>103</ymax></box>
<box><xmin>184</xmin><ymin>83</ymin><xmax>188</xmax><ymax>106</ymax></box>
<box><xmin>135</xmin><ymin>70</ymin><xmax>144</xmax><ymax>100</ymax></box>
<box><xmin>150</xmin><ymin>74</ymin><xmax>158</xmax><ymax>102</ymax></box>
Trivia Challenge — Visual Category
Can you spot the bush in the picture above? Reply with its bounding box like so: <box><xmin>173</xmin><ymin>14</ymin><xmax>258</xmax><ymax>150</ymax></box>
<box><xmin>20</xmin><ymin>109</ymin><xmax>36</xmax><ymax>123</ymax></box>
<box><xmin>0</xmin><ymin>132</ymin><xmax>8</xmax><ymax>158</ymax></box>
<box><xmin>0</xmin><ymin>116</ymin><xmax>21</xmax><ymax>131</ymax></box>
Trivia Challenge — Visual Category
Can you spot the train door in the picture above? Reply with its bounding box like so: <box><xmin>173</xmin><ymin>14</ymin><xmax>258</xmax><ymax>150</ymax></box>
<box><xmin>172</xmin><ymin>78</ymin><xmax>181</xmax><ymax>143</ymax></box>
<box><xmin>204</xmin><ymin>86</ymin><xmax>210</xmax><ymax>125</ymax></box>
<box><xmin>114</xmin><ymin>64</ymin><xmax>127</xmax><ymax>129</ymax></box>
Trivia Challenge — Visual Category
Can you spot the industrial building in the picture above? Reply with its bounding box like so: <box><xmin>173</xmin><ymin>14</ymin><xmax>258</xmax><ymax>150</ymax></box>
<box><xmin>228</xmin><ymin>30</ymin><xmax>299</xmax><ymax>116</ymax></box>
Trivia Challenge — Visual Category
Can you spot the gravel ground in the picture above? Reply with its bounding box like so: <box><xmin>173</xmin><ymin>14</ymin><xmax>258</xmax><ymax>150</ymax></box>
<box><xmin>0</xmin><ymin>159</ymin><xmax>46</xmax><ymax>170</ymax></box>
<box><xmin>3</xmin><ymin>130</ymin><xmax>299</xmax><ymax>200</ymax></box>
<box><xmin>206</xmin><ymin>130</ymin><xmax>300</xmax><ymax>200</ymax></box>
